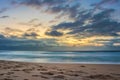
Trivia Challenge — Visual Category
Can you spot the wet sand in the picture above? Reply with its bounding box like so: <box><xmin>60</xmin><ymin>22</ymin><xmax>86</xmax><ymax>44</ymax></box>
<box><xmin>0</xmin><ymin>60</ymin><xmax>120</xmax><ymax>80</ymax></box>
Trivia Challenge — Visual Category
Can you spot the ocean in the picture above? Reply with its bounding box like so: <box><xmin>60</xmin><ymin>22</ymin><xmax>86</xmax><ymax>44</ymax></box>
<box><xmin>0</xmin><ymin>51</ymin><xmax>120</xmax><ymax>64</ymax></box>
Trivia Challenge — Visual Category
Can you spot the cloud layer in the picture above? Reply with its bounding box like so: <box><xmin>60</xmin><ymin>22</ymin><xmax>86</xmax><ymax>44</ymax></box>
<box><xmin>0</xmin><ymin>0</ymin><xmax>120</xmax><ymax>50</ymax></box>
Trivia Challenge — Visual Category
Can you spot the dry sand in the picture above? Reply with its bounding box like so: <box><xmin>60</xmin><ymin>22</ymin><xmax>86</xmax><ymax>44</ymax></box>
<box><xmin>0</xmin><ymin>60</ymin><xmax>120</xmax><ymax>80</ymax></box>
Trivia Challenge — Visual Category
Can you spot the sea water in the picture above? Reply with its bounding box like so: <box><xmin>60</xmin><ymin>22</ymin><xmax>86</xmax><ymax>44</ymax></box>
<box><xmin>0</xmin><ymin>51</ymin><xmax>120</xmax><ymax>64</ymax></box>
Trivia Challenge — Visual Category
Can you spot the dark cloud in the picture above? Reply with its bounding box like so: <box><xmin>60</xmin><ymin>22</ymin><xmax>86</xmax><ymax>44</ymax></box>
<box><xmin>91</xmin><ymin>0</ymin><xmax>119</xmax><ymax>11</ymax></box>
<box><xmin>90</xmin><ymin>36</ymin><xmax>120</xmax><ymax>46</ymax></box>
<box><xmin>4</xmin><ymin>27</ymin><xmax>23</xmax><ymax>33</ymax></box>
<box><xmin>26</xmin><ymin>28</ymin><xmax>40</xmax><ymax>32</ymax></box>
<box><xmin>0</xmin><ymin>34</ymin><xmax>5</xmax><ymax>39</ymax></box>
<box><xmin>0</xmin><ymin>37</ymin><xmax>119</xmax><ymax>51</ymax></box>
<box><xmin>51</xmin><ymin>9</ymin><xmax>93</xmax><ymax>30</ymax></box>
<box><xmin>45</xmin><ymin>5</ymin><xmax>65</xmax><ymax>14</ymax></box>
<box><xmin>92</xmin><ymin>9</ymin><xmax>115</xmax><ymax>21</ymax></box>
<box><xmin>52</xmin><ymin>21</ymin><xmax>81</xmax><ymax>30</ymax></box>
<box><xmin>49</xmin><ymin>9</ymin><xmax>120</xmax><ymax>37</ymax></box>
<box><xmin>2</xmin><ymin>27</ymin><xmax>41</xmax><ymax>39</ymax></box>
<box><xmin>19</xmin><ymin>0</ymin><xmax>42</xmax><ymax>8</ymax></box>
<box><xmin>17</xmin><ymin>0</ymin><xmax>65</xmax><ymax>8</ymax></box>
<box><xmin>45</xmin><ymin>2</ymin><xmax>81</xmax><ymax>20</ymax></box>
<box><xmin>65</xmin><ymin>3</ymin><xmax>81</xmax><ymax>19</ymax></box>
<box><xmin>45</xmin><ymin>30</ymin><xmax>63</xmax><ymax>37</ymax></box>
<box><xmin>22</xmin><ymin>32</ymin><xmax>39</xmax><ymax>38</ymax></box>
<box><xmin>14</xmin><ymin>0</ymin><xmax>119</xmax><ymax>21</ymax></box>
<box><xmin>14</xmin><ymin>0</ymin><xmax>81</xmax><ymax>20</ymax></box>
<box><xmin>0</xmin><ymin>37</ymin><xmax>60</xmax><ymax>50</ymax></box>
<box><xmin>41</xmin><ymin>0</ymin><xmax>65</xmax><ymax>6</ymax></box>
<box><xmin>0</xmin><ymin>16</ymin><xmax>9</xmax><ymax>19</ymax></box>
<box><xmin>0</xmin><ymin>8</ymin><xmax>8</xmax><ymax>14</ymax></box>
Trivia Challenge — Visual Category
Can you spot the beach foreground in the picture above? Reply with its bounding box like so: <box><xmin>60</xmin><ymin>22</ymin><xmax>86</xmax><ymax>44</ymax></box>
<box><xmin>0</xmin><ymin>60</ymin><xmax>120</xmax><ymax>80</ymax></box>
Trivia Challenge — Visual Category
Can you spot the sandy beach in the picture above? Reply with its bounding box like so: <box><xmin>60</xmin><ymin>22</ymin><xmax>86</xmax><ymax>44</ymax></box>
<box><xmin>0</xmin><ymin>60</ymin><xmax>120</xmax><ymax>80</ymax></box>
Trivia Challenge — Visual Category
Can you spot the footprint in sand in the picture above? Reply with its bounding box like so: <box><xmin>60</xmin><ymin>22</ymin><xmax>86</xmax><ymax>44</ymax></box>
<box><xmin>53</xmin><ymin>74</ymin><xmax>65</xmax><ymax>79</ymax></box>
<box><xmin>3</xmin><ymin>78</ymin><xmax>13</xmax><ymax>80</ymax></box>
<box><xmin>22</xmin><ymin>69</ymin><xmax>32</xmax><ymax>73</ymax></box>
<box><xmin>85</xmin><ymin>74</ymin><xmax>117</xmax><ymax>80</ymax></box>
<box><xmin>12</xmin><ymin>69</ymin><xmax>21</xmax><ymax>71</ymax></box>
<box><xmin>24</xmin><ymin>79</ymin><xmax>29</xmax><ymax>80</ymax></box>
<box><xmin>111</xmin><ymin>73</ymin><xmax>120</xmax><ymax>76</ymax></box>
<box><xmin>40</xmin><ymin>71</ymin><xmax>54</xmax><ymax>75</ymax></box>
<box><xmin>40</xmin><ymin>75</ymin><xmax>49</xmax><ymax>79</ymax></box>
<box><xmin>38</xmin><ymin>65</ymin><xmax>43</xmax><ymax>68</ymax></box>
<box><xmin>80</xmin><ymin>65</ymin><xmax>85</xmax><ymax>67</ymax></box>
<box><xmin>0</xmin><ymin>73</ymin><xmax>4</xmax><ymax>75</ymax></box>
<box><xmin>32</xmin><ymin>74</ymin><xmax>49</xmax><ymax>79</ymax></box>
<box><xmin>6</xmin><ymin>72</ymin><xmax>14</xmax><ymax>75</ymax></box>
<box><xmin>38</xmin><ymin>68</ymin><xmax>47</xmax><ymax>71</ymax></box>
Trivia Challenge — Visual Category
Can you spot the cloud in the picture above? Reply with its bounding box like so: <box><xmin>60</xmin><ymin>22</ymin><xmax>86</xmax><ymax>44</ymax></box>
<box><xmin>16</xmin><ymin>0</ymin><xmax>66</xmax><ymax>9</ymax></box>
<box><xmin>0</xmin><ymin>33</ymin><xmax>120</xmax><ymax>51</ymax></box>
<box><xmin>0</xmin><ymin>34</ymin><xmax>5</xmax><ymax>39</ymax></box>
<box><xmin>44</xmin><ymin>1</ymin><xmax>81</xmax><ymax>20</ymax></box>
<box><xmin>2</xmin><ymin>27</ymin><xmax>42</xmax><ymax>39</ymax></box>
<box><xmin>91</xmin><ymin>36</ymin><xmax>120</xmax><ymax>46</ymax></box>
<box><xmin>33</xmin><ymin>23</ymin><xmax>42</xmax><ymax>27</ymax></box>
<box><xmin>0</xmin><ymin>0</ymin><xmax>119</xmax><ymax>50</ymax></box>
<box><xmin>0</xmin><ymin>8</ymin><xmax>8</xmax><ymax>14</ymax></box>
<box><xmin>0</xmin><ymin>16</ymin><xmax>9</xmax><ymax>19</ymax></box>
<box><xmin>49</xmin><ymin>19</ymin><xmax>57</xmax><ymax>23</ymax></box>
<box><xmin>113</xmin><ymin>43</ymin><xmax>120</xmax><ymax>46</ymax></box>
<box><xmin>28</xmin><ymin>18</ymin><xmax>38</xmax><ymax>23</ymax></box>
<box><xmin>25</xmin><ymin>28</ymin><xmax>40</xmax><ymax>33</ymax></box>
<box><xmin>19</xmin><ymin>18</ymin><xmax>42</xmax><ymax>27</ymax></box>
<box><xmin>50</xmin><ymin>9</ymin><xmax>120</xmax><ymax>37</ymax></box>
<box><xmin>15</xmin><ymin>0</ymin><xmax>42</xmax><ymax>8</ymax></box>
<box><xmin>45</xmin><ymin>30</ymin><xmax>63</xmax><ymax>37</ymax></box>
<box><xmin>22</xmin><ymin>32</ymin><xmax>39</xmax><ymax>38</ymax></box>
<box><xmin>44</xmin><ymin>7</ymin><xmax>120</xmax><ymax>48</ymax></box>
<box><xmin>4</xmin><ymin>27</ymin><xmax>23</xmax><ymax>33</ymax></box>
<box><xmin>91</xmin><ymin>0</ymin><xmax>119</xmax><ymax>11</ymax></box>
<box><xmin>0</xmin><ymin>36</ymin><xmax>61</xmax><ymax>50</ymax></box>
<box><xmin>14</xmin><ymin>0</ymin><xmax>81</xmax><ymax>20</ymax></box>
<box><xmin>14</xmin><ymin>0</ymin><xmax>119</xmax><ymax>21</ymax></box>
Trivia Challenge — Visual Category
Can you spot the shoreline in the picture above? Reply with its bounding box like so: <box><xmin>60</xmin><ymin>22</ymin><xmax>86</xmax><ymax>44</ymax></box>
<box><xmin>1</xmin><ymin>60</ymin><xmax>120</xmax><ymax>65</ymax></box>
<box><xmin>1</xmin><ymin>50</ymin><xmax>120</xmax><ymax>52</ymax></box>
<box><xmin>0</xmin><ymin>60</ymin><xmax>120</xmax><ymax>80</ymax></box>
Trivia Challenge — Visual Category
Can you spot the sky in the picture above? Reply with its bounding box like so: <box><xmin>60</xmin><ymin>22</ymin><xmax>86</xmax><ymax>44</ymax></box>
<box><xmin>0</xmin><ymin>0</ymin><xmax>120</xmax><ymax>51</ymax></box>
